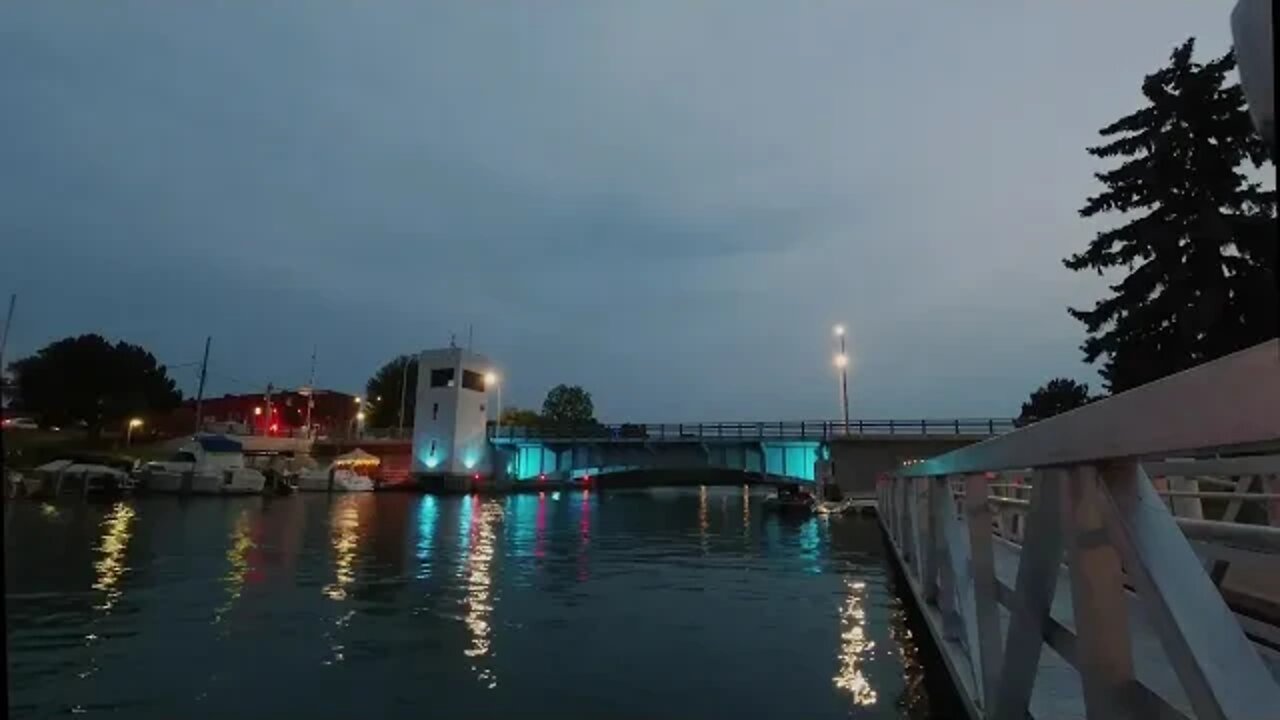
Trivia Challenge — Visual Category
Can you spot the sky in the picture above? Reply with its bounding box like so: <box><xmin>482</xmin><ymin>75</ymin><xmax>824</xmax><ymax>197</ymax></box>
<box><xmin>0</xmin><ymin>2</ymin><xmax>1242</xmax><ymax>422</ymax></box>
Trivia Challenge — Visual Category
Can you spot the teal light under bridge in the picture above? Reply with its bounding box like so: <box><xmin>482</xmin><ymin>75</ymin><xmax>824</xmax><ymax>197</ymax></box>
<box><xmin>761</xmin><ymin>441</ymin><xmax>821</xmax><ymax>481</ymax></box>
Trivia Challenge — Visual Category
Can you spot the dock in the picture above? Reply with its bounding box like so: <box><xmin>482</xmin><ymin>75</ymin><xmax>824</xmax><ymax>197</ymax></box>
<box><xmin>876</xmin><ymin>340</ymin><xmax>1280</xmax><ymax>720</ymax></box>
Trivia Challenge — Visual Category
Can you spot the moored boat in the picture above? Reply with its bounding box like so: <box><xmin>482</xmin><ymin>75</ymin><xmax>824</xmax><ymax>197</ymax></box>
<box><xmin>137</xmin><ymin>434</ymin><xmax>266</xmax><ymax>495</ymax></box>
<box><xmin>295</xmin><ymin>449</ymin><xmax>378</xmax><ymax>492</ymax></box>
<box><xmin>762</xmin><ymin>483</ymin><xmax>817</xmax><ymax>514</ymax></box>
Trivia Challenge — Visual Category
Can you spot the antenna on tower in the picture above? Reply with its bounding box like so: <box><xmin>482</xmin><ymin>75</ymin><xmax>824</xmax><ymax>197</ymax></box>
<box><xmin>467</xmin><ymin>324</ymin><xmax>473</xmax><ymax>352</ymax></box>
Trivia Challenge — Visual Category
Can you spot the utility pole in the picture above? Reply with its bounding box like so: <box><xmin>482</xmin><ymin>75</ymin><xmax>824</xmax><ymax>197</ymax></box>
<box><xmin>265</xmin><ymin>383</ymin><xmax>274</xmax><ymax>436</ymax></box>
<box><xmin>193</xmin><ymin>336</ymin><xmax>210</xmax><ymax>435</ymax></box>
<box><xmin>398</xmin><ymin>354</ymin><xmax>411</xmax><ymax>435</ymax></box>
<box><xmin>304</xmin><ymin>346</ymin><xmax>316</xmax><ymax>438</ymax></box>
<box><xmin>0</xmin><ymin>294</ymin><xmax>16</xmax><ymax>371</ymax></box>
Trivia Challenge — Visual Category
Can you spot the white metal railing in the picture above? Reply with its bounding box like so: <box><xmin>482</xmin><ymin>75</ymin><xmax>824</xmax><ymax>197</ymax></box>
<box><xmin>877</xmin><ymin>340</ymin><xmax>1280</xmax><ymax>720</ymax></box>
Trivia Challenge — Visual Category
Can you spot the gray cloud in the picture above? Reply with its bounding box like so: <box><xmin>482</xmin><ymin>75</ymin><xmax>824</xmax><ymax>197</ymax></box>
<box><xmin>0</xmin><ymin>1</ymin><xmax>1237</xmax><ymax>420</ymax></box>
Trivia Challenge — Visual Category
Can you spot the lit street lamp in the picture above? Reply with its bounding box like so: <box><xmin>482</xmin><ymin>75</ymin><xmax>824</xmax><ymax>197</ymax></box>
<box><xmin>126</xmin><ymin>417</ymin><xmax>143</xmax><ymax>447</ymax></box>
<box><xmin>833</xmin><ymin>325</ymin><xmax>850</xmax><ymax>433</ymax></box>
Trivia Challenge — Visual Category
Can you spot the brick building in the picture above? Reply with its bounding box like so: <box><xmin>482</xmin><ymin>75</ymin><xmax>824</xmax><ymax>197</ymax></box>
<box><xmin>185</xmin><ymin>388</ymin><xmax>360</xmax><ymax>438</ymax></box>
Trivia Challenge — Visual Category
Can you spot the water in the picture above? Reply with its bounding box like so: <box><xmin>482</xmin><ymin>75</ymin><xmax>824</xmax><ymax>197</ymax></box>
<box><xmin>5</xmin><ymin>486</ymin><xmax>959</xmax><ymax>718</ymax></box>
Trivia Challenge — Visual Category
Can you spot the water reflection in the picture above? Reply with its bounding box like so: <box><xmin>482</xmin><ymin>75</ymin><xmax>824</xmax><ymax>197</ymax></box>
<box><xmin>416</xmin><ymin>495</ymin><xmax>438</xmax><ymax>579</ymax></box>
<box><xmin>92</xmin><ymin>503</ymin><xmax>135</xmax><ymax>611</ymax></box>
<box><xmin>463</xmin><ymin>497</ymin><xmax>501</xmax><ymax>689</ymax></box>
<box><xmin>324</xmin><ymin>497</ymin><xmax>361</xmax><ymax>601</ymax></box>
<box><xmin>888</xmin><ymin>591</ymin><xmax>930</xmax><ymax>716</ymax></box>
<box><xmin>834</xmin><ymin>578</ymin><xmax>878</xmax><ymax>707</ymax></box>
<box><xmin>698</xmin><ymin>485</ymin><xmax>709</xmax><ymax>553</ymax></box>
<box><xmin>215</xmin><ymin>509</ymin><xmax>255</xmax><ymax>622</ymax></box>
<box><xmin>577</xmin><ymin>490</ymin><xmax>591</xmax><ymax>581</ymax></box>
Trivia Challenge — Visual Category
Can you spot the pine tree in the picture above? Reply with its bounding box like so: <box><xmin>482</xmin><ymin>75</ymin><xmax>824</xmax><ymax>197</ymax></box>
<box><xmin>1065</xmin><ymin>38</ymin><xmax>1277</xmax><ymax>393</ymax></box>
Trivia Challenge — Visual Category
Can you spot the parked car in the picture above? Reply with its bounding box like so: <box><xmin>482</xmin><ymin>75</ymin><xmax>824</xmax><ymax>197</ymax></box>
<box><xmin>1</xmin><ymin>417</ymin><xmax>39</xmax><ymax>430</ymax></box>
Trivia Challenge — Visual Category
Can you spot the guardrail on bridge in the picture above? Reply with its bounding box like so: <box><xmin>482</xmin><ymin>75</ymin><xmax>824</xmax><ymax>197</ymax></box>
<box><xmin>487</xmin><ymin>418</ymin><xmax>1016</xmax><ymax>442</ymax></box>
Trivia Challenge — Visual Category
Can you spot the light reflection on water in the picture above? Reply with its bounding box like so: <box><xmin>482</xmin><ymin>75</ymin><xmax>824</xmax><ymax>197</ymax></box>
<box><xmin>92</xmin><ymin>503</ymin><xmax>135</xmax><ymax>611</ymax></box>
<box><xmin>324</xmin><ymin>497</ymin><xmax>361</xmax><ymax>601</ymax></box>
<box><xmin>5</xmin><ymin>487</ymin><xmax>951</xmax><ymax>719</ymax></box>
<box><xmin>463</xmin><ymin>497</ymin><xmax>500</xmax><ymax>688</ymax></box>
<box><xmin>834</xmin><ymin>578</ymin><xmax>878</xmax><ymax>706</ymax></box>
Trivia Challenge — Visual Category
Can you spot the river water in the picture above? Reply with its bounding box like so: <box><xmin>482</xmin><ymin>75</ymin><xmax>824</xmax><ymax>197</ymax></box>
<box><xmin>5</xmin><ymin>486</ymin><xmax>960</xmax><ymax>718</ymax></box>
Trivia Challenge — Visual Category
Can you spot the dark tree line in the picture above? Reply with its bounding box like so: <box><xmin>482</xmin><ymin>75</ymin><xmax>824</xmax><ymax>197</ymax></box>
<box><xmin>7</xmin><ymin>334</ymin><xmax>182</xmax><ymax>434</ymax></box>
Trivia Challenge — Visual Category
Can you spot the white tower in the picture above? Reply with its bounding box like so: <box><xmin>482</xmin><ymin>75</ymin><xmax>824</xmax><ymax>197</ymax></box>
<box><xmin>410</xmin><ymin>347</ymin><xmax>494</xmax><ymax>478</ymax></box>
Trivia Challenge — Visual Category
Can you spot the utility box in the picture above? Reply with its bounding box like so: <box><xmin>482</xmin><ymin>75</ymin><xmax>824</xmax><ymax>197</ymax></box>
<box><xmin>411</xmin><ymin>347</ymin><xmax>494</xmax><ymax>481</ymax></box>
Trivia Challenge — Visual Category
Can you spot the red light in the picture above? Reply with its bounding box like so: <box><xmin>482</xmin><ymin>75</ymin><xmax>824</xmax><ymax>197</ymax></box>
<box><xmin>583</xmin><ymin>475</ymin><xmax>591</xmax><ymax>482</ymax></box>
<box><xmin>539</xmin><ymin>474</ymin><xmax>546</xmax><ymax>481</ymax></box>
<box><xmin>270</xmin><ymin>423</ymin><xmax>278</xmax><ymax>432</ymax></box>
<box><xmin>473</xmin><ymin>473</ymin><xmax>480</xmax><ymax>480</ymax></box>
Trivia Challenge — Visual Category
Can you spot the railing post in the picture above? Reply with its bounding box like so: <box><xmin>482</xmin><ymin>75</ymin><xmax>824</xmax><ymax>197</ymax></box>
<box><xmin>1099</xmin><ymin>462</ymin><xmax>1280</xmax><ymax>720</ymax></box>
<box><xmin>889</xmin><ymin>419</ymin><xmax>895</xmax><ymax>435</ymax></box>
<box><xmin>778</xmin><ymin>420</ymin><xmax>784</xmax><ymax>437</ymax></box>
<box><xmin>1064</xmin><ymin>464</ymin><xmax>1136</xmax><ymax>719</ymax></box>
<box><xmin>964</xmin><ymin>473</ymin><xmax>1002</xmax><ymax>713</ymax></box>
<box><xmin>988</xmin><ymin>419</ymin><xmax>994</xmax><ymax>434</ymax></box>
<box><xmin>954</xmin><ymin>419</ymin><xmax>960</xmax><ymax>435</ymax></box>
<box><xmin>800</xmin><ymin>421</ymin><xmax>806</xmax><ymax>439</ymax></box>
<box><xmin>697</xmin><ymin>422</ymin><xmax>702</xmax><ymax>437</ymax></box>
<box><xmin>857</xmin><ymin>419</ymin><xmax>863</xmax><ymax>434</ymax></box>
<box><xmin>921</xmin><ymin>419</ymin><xmax>927</xmax><ymax>435</ymax></box>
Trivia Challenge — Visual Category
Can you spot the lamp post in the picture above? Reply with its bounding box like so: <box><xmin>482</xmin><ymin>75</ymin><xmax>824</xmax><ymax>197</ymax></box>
<box><xmin>485</xmin><ymin>372</ymin><xmax>501</xmax><ymax>433</ymax></box>
<box><xmin>834</xmin><ymin>325</ymin><xmax>850</xmax><ymax>434</ymax></box>
<box><xmin>126</xmin><ymin>418</ymin><xmax>143</xmax><ymax>447</ymax></box>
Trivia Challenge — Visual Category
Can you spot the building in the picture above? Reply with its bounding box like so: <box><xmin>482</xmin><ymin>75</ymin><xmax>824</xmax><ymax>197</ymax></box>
<box><xmin>411</xmin><ymin>347</ymin><xmax>495</xmax><ymax>484</ymax></box>
<box><xmin>183</xmin><ymin>388</ymin><xmax>359</xmax><ymax>438</ymax></box>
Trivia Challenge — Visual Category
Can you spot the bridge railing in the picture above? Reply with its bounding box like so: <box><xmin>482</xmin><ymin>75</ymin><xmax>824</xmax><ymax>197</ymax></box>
<box><xmin>487</xmin><ymin>418</ymin><xmax>1015</xmax><ymax>442</ymax></box>
<box><xmin>878</xmin><ymin>339</ymin><xmax>1280</xmax><ymax>720</ymax></box>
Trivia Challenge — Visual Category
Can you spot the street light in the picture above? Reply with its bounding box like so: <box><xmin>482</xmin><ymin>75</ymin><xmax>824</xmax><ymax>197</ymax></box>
<box><xmin>833</xmin><ymin>325</ymin><xmax>850</xmax><ymax>434</ymax></box>
<box><xmin>485</xmin><ymin>372</ymin><xmax>502</xmax><ymax>430</ymax></box>
<box><xmin>126</xmin><ymin>417</ymin><xmax>143</xmax><ymax>447</ymax></box>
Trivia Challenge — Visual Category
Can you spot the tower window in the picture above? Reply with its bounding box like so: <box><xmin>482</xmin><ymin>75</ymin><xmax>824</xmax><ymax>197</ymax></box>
<box><xmin>430</xmin><ymin>368</ymin><xmax>455</xmax><ymax>388</ymax></box>
<box><xmin>461</xmin><ymin>369</ymin><xmax>485</xmax><ymax>392</ymax></box>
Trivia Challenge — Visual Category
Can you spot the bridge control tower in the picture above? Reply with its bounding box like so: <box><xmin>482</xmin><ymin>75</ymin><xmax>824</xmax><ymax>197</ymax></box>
<box><xmin>410</xmin><ymin>346</ymin><xmax>495</xmax><ymax>487</ymax></box>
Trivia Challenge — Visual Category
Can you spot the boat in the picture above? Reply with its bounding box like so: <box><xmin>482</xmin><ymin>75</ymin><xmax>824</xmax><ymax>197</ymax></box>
<box><xmin>23</xmin><ymin>458</ymin><xmax>138</xmax><ymax>497</ymax></box>
<box><xmin>137</xmin><ymin>434</ymin><xmax>266</xmax><ymax>495</ymax></box>
<box><xmin>294</xmin><ymin>448</ymin><xmax>378</xmax><ymax>492</ymax></box>
<box><xmin>762</xmin><ymin>483</ymin><xmax>817</xmax><ymax>514</ymax></box>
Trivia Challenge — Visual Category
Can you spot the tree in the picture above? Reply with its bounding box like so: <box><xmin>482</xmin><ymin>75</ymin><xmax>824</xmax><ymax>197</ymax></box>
<box><xmin>541</xmin><ymin>384</ymin><xmax>595</xmax><ymax>425</ymax></box>
<box><xmin>1016</xmin><ymin>378</ymin><xmax>1094</xmax><ymax>427</ymax></box>
<box><xmin>364</xmin><ymin>355</ymin><xmax>417</xmax><ymax>428</ymax></box>
<box><xmin>1065</xmin><ymin>38</ymin><xmax>1277</xmax><ymax>393</ymax></box>
<box><xmin>8</xmin><ymin>334</ymin><xmax>182</xmax><ymax>434</ymax></box>
<box><xmin>499</xmin><ymin>407</ymin><xmax>542</xmax><ymax>427</ymax></box>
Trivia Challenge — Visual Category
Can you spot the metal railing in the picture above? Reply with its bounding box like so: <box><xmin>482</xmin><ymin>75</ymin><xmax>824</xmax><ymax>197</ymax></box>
<box><xmin>878</xmin><ymin>339</ymin><xmax>1280</xmax><ymax>720</ymax></box>
<box><xmin>487</xmin><ymin>418</ymin><xmax>1015</xmax><ymax>442</ymax></box>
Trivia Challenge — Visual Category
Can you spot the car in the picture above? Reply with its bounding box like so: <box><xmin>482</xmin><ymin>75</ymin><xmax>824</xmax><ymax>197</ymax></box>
<box><xmin>1</xmin><ymin>417</ymin><xmax>39</xmax><ymax>430</ymax></box>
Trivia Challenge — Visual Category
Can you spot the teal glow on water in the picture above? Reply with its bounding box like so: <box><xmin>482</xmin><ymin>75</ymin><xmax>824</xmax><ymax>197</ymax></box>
<box><xmin>5</xmin><ymin>487</ymin><xmax>959</xmax><ymax>718</ymax></box>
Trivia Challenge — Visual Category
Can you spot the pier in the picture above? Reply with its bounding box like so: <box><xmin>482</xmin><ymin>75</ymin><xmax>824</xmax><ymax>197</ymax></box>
<box><xmin>876</xmin><ymin>339</ymin><xmax>1280</xmax><ymax>720</ymax></box>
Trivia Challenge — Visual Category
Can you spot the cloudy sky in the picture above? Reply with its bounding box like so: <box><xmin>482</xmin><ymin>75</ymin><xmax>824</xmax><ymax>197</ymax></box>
<box><xmin>0</xmin><ymin>2</ymin><xmax>1240</xmax><ymax>421</ymax></box>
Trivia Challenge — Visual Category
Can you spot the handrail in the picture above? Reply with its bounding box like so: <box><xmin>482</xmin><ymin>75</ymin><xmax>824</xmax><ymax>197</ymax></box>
<box><xmin>907</xmin><ymin>340</ymin><xmax>1280</xmax><ymax>477</ymax></box>
<box><xmin>485</xmin><ymin>418</ymin><xmax>1017</xmax><ymax>441</ymax></box>
<box><xmin>880</xmin><ymin>340</ymin><xmax>1280</xmax><ymax>720</ymax></box>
